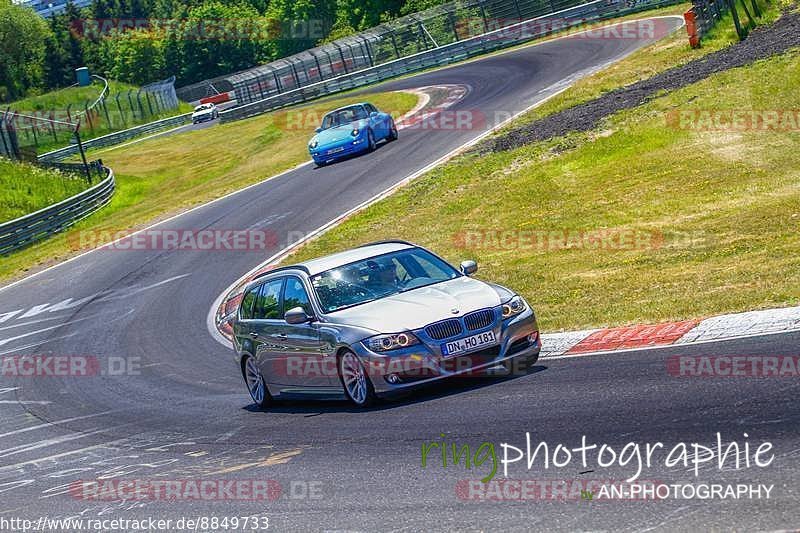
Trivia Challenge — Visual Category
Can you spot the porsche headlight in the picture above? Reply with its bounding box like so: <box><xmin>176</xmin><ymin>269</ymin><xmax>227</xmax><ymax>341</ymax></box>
<box><xmin>351</xmin><ymin>128</ymin><xmax>359</xmax><ymax>137</ymax></box>
<box><xmin>309</xmin><ymin>139</ymin><xmax>318</xmax><ymax>149</ymax></box>
<box><xmin>364</xmin><ymin>332</ymin><xmax>420</xmax><ymax>352</ymax></box>
<box><xmin>501</xmin><ymin>295</ymin><xmax>527</xmax><ymax>319</ymax></box>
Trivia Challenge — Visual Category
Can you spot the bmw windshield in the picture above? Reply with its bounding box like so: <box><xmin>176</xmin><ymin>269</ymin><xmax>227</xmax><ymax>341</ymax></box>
<box><xmin>320</xmin><ymin>106</ymin><xmax>369</xmax><ymax>130</ymax></box>
<box><xmin>310</xmin><ymin>248</ymin><xmax>460</xmax><ymax>313</ymax></box>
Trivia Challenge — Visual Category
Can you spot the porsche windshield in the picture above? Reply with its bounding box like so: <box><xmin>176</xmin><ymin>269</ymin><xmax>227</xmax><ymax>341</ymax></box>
<box><xmin>320</xmin><ymin>106</ymin><xmax>369</xmax><ymax>130</ymax></box>
<box><xmin>310</xmin><ymin>248</ymin><xmax>460</xmax><ymax>313</ymax></box>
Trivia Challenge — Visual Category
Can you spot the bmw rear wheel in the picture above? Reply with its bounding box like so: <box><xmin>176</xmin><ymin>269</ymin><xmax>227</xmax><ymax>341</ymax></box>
<box><xmin>339</xmin><ymin>351</ymin><xmax>376</xmax><ymax>407</ymax></box>
<box><xmin>244</xmin><ymin>356</ymin><xmax>271</xmax><ymax>408</ymax></box>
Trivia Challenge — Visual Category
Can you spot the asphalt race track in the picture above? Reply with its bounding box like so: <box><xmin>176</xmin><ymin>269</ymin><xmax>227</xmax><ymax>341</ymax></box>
<box><xmin>2</xmin><ymin>17</ymin><xmax>799</xmax><ymax>531</ymax></box>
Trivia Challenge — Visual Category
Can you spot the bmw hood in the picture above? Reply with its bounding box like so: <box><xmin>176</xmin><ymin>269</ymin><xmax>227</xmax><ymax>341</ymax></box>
<box><xmin>312</xmin><ymin>120</ymin><xmax>368</xmax><ymax>145</ymax></box>
<box><xmin>326</xmin><ymin>276</ymin><xmax>507</xmax><ymax>333</ymax></box>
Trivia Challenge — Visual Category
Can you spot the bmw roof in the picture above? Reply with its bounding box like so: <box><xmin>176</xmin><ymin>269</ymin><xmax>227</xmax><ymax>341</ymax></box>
<box><xmin>291</xmin><ymin>241</ymin><xmax>415</xmax><ymax>276</ymax></box>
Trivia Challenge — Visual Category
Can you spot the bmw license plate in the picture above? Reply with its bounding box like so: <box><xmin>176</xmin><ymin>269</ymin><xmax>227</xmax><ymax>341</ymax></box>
<box><xmin>327</xmin><ymin>147</ymin><xmax>345</xmax><ymax>154</ymax></box>
<box><xmin>442</xmin><ymin>331</ymin><xmax>496</xmax><ymax>357</ymax></box>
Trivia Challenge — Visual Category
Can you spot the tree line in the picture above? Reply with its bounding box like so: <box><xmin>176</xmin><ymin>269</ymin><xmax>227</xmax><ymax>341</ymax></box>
<box><xmin>0</xmin><ymin>0</ymin><xmax>446</xmax><ymax>103</ymax></box>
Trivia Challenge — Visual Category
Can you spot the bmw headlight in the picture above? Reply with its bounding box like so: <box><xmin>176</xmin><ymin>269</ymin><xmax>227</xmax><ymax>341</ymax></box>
<box><xmin>501</xmin><ymin>295</ymin><xmax>527</xmax><ymax>319</ymax></box>
<box><xmin>364</xmin><ymin>332</ymin><xmax>420</xmax><ymax>352</ymax></box>
<box><xmin>351</xmin><ymin>128</ymin><xmax>359</xmax><ymax>137</ymax></box>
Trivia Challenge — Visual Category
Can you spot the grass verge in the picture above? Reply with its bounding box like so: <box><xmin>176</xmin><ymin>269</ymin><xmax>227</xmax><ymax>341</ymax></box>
<box><xmin>0</xmin><ymin>160</ymin><xmax>89</xmax><ymax>223</ymax></box>
<box><xmin>284</xmin><ymin>32</ymin><xmax>799</xmax><ymax>331</ymax></box>
<box><xmin>0</xmin><ymin>91</ymin><xmax>418</xmax><ymax>283</ymax></box>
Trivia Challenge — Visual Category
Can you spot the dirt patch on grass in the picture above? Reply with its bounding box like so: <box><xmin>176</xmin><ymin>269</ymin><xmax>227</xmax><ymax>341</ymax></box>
<box><xmin>480</xmin><ymin>6</ymin><xmax>800</xmax><ymax>153</ymax></box>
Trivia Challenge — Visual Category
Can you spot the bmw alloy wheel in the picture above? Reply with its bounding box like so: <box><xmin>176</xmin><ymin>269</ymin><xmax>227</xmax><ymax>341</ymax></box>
<box><xmin>244</xmin><ymin>356</ymin><xmax>270</xmax><ymax>407</ymax></box>
<box><xmin>339</xmin><ymin>351</ymin><xmax>375</xmax><ymax>407</ymax></box>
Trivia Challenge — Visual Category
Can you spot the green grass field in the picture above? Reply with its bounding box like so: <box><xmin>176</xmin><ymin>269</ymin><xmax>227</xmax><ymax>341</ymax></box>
<box><xmin>0</xmin><ymin>160</ymin><xmax>89</xmax><ymax>223</ymax></box>
<box><xmin>284</xmin><ymin>23</ymin><xmax>799</xmax><ymax>331</ymax></box>
<box><xmin>0</xmin><ymin>90</ymin><xmax>418</xmax><ymax>280</ymax></box>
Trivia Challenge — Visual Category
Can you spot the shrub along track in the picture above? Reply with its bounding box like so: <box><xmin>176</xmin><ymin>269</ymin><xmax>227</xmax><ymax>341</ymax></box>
<box><xmin>480</xmin><ymin>4</ymin><xmax>800</xmax><ymax>153</ymax></box>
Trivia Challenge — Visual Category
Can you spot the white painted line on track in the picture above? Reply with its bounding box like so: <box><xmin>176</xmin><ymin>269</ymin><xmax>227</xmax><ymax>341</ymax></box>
<box><xmin>0</xmin><ymin>410</ymin><xmax>117</xmax><ymax>439</ymax></box>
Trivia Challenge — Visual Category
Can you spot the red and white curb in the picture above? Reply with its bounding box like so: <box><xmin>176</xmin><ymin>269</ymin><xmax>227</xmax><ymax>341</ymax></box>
<box><xmin>541</xmin><ymin>306</ymin><xmax>800</xmax><ymax>359</ymax></box>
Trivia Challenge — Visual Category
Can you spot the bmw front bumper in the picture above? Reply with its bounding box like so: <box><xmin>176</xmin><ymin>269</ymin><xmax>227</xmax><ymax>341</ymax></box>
<box><xmin>351</xmin><ymin>306</ymin><xmax>540</xmax><ymax>395</ymax></box>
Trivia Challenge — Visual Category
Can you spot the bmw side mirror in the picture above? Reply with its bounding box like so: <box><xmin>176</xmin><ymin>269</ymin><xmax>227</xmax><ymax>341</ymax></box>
<box><xmin>285</xmin><ymin>306</ymin><xmax>312</xmax><ymax>324</ymax></box>
<box><xmin>315</xmin><ymin>127</ymin><xmax>322</xmax><ymax>133</ymax></box>
<box><xmin>460</xmin><ymin>260</ymin><xmax>478</xmax><ymax>275</ymax></box>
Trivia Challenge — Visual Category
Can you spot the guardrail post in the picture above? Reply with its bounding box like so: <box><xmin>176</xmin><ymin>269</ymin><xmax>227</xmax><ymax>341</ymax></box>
<box><xmin>0</xmin><ymin>113</ymin><xmax>10</xmax><ymax>157</ymax></box>
<box><xmin>83</xmin><ymin>100</ymin><xmax>94</xmax><ymax>132</ymax></box>
<box><xmin>726</xmin><ymin>0</ymin><xmax>746</xmax><ymax>39</ymax></box>
<box><xmin>684</xmin><ymin>8</ymin><xmax>700</xmax><ymax>47</ymax></box>
<box><xmin>135</xmin><ymin>90</ymin><xmax>145</xmax><ymax>119</ymax></box>
<box><xmin>388</xmin><ymin>30</ymin><xmax>401</xmax><ymax>59</ymax></box>
<box><xmin>73</xmin><ymin>122</ymin><xmax>91</xmax><ymax>182</ymax></box>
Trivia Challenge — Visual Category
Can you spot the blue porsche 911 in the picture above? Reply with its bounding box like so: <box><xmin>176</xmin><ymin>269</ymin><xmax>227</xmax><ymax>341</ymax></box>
<box><xmin>308</xmin><ymin>103</ymin><xmax>398</xmax><ymax>166</ymax></box>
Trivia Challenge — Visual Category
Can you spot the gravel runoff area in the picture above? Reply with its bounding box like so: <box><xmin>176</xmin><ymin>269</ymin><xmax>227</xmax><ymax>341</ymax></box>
<box><xmin>480</xmin><ymin>5</ymin><xmax>800</xmax><ymax>153</ymax></box>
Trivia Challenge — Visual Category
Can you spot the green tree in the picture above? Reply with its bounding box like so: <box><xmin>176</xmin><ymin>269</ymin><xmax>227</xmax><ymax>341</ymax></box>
<box><xmin>176</xmin><ymin>1</ymin><xmax>267</xmax><ymax>84</ymax></box>
<box><xmin>98</xmin><ymin>28</ymin><xmax>166</xmax><ymax>84</ymax></box>
<box><xmin>0</xmin><ymin>2</ymin><xmax>52</xmax><ymax>102</ymax></box>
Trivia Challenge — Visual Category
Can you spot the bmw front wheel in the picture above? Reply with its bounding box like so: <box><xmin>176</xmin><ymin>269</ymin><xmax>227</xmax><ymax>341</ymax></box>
<box><xmin>339</xmin><ymin>351</ymin><xmax>376</xmax><ymax>407</ymax></box>
<box><xmin>244</xmin><ymin>356</ymin><xmax>271</xmax><ymax>408</ymax></box>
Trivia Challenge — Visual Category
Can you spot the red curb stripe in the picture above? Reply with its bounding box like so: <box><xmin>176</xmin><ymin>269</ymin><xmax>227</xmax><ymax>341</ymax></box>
<box><xmin>566</xmin><ymin>319</ymin><xmax>701</xmax><ymax>354</ymax></box>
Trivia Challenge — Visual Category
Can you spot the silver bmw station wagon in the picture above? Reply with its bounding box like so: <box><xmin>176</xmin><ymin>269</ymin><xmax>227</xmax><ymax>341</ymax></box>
<box><xmin>232</xmin><ymin>241</ymin><xmax>540</xmax><ymax>407</ymax></box>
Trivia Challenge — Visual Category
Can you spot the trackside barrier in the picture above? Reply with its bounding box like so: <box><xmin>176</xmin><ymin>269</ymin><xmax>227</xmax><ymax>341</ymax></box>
<box><xmin>220</xmin><ymin>0</ymin><xmax>682</xmax><ymax>123</ymax></box>
<box><xmin>39</xmin><ymin>113</ymin><xmax>192</xmax><ymax>162</ymax></box>
<box><xmin>200</xmin><ymin>93</ymin><xmax>233</xmax><ymax>105</ymax></box>
<box><xmin>0</xmin><ymin>165</ymin><xmax>115</xmax><ymax>255</ymax></box>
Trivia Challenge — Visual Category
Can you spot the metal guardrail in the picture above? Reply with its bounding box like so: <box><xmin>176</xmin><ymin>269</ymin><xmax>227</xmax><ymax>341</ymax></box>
<box><xmin>221</xmin><ymin>0</ymin><xmax>681</xmax><ymax>122</ymax></box>
<box><xmin>39</xmin><ymin>112</ymin><xmax>192</xmax><ymax>162</ymax></box>
<box><xmin>0</xmin><ymin>165</ymin><xmax>115</xmax><ymax>256</ymax></box>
